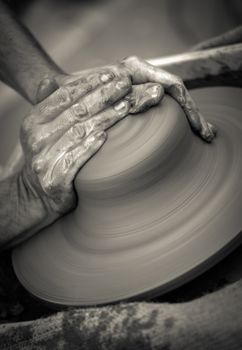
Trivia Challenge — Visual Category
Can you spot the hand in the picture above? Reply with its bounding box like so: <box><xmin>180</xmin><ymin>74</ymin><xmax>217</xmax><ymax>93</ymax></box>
<box><xmin>62</xmin><ymin>56</ymin><xmax>216</xmax><ymax>142</ymax></box>
<box><xmin>122</xmin><ymin>56</ymin><xmax>216</xmax><ymax>142</ymax></box>
<box><xmin>20</xmin><ymin>68</ymin><xmax>163</xmax><ymax>224</ymax></box>
<box><xmin>20</xmin><ymin>72</ymin><xmax>128</xmax><ymax>219</ymax></box>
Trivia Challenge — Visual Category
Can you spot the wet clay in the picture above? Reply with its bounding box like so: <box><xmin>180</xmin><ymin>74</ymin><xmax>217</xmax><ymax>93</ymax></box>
<box><xmin>12</xmin><ymin>88</ymin><xmax>242</xmax><ymax>307</ymax></box>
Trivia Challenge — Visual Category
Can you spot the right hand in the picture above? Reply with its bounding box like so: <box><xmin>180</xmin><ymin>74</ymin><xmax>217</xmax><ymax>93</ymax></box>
<box><xmin>19</xmin><ymin>69</ymin><xmax>163</xmax><ymax>224</ymax></box>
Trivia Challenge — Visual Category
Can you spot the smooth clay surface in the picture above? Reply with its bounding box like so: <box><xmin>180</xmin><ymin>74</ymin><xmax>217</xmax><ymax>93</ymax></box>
<box><xmin>12</xmin><ymin>88</ymin><xmax>242</xmax><ymax>306</ymax></box>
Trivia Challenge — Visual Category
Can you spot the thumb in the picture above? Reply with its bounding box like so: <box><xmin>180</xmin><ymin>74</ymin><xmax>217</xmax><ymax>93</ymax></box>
<box><xmin>36</xmin><ymin>77</ymin><xmax>59</xmax><ymax>104</ymax></box>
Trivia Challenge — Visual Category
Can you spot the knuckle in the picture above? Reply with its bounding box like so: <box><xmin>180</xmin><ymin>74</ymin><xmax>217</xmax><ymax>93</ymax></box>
<box><xmin>99</xmin><ymin>70</ymin><xmax>115</xmax><ymax>84</ymax></box>
<box><xmin>83</xmin><ymin>135</ymin><xmax>96</xmax><ymax>151</ymax></box>
<box><xmin>115</xmin><ymin>77</ymin><xmax>131</xmax><ymax>91</ymax></box>
<box><xmin>80</xmin><ymin>100</ymin><xmax>90</xmax><ymax>116</ymax></box>
<box><xmin>147</xmin><ymin>84</ymin><xmax>164</xmax><ymax>100</ymax></box>
<box><xmin>169</xmin><ymin>76</ymin><xmax>186</xmax><ymax>101</ymax></box>
<box><xmin>174</xmin><ymin>75</ymin><xmax>183</xmax><ymax>85</ymax></box>
<box><xmin>83</xmin><ymin>119</ymin><xmax>95</xmax><ymax>134</ymax></box>
<box><xmin>69</xmin><ymin>123</ymin><xmax>86</xmax><ymax>140</ymax></box>
<box><xmin>56</xmin><ymin>86</ymin><xmax>72</xmax><ymax>106</ymax></box>
<box><xmin>32</xmin><ymin>158</ymin><xmax>44</xmax><ymax>174</ymax></box>
<box><xmin>122</xmin><ymin>55</ymin><xmax>140</xmax><ymax>65</ymax></box>
<box><xmin>101</xmin><ymin>89</ymin><xmax>112</xmax><ymax>105</ymax></box>
<box><xmin>70</xmin><ymin>78</ymin><xmax>93</xmax><ymax>96</ymax></box>
<box><xmin>101</xmin><ymin>78</ymin><xmax>131</xmax><ymax>106</ymax></box>
<box><xmin>114</xmin><ymin>100</ymin><xmax>130</xmax><ymax>114</ymax></box>
<box><xmin>71</xmin><ymin>102</ymin><xmax>88</xmax><ymax>119</ymax></box>
<box><xmin>99</xmin><ymin>87</ymin><xmax>113</xmax><ymax>106</ymax></box>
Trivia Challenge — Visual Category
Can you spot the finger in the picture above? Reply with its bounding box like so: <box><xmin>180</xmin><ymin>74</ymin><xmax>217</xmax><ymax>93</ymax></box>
<box><xmin>35</xmin><ymin>129</ymin><xmax>107</xmax><ymax>196</ymax></box>
<box><xmin>208</xmin><ymin>122</ymin><xmax>217</xmax><ymax>136</ymax></box>
<box><xmin>35</xmin><ymin>70</ymin><xmax>115</xmax><ymax>123</ymax></box>
<box><xmin>64</xmin><ymin>130</ymin><xmax>107</xmax><ymax>183</ymax></box>
<box><xmin>36</xmin><ymin>78</ymin><xmax>59</xmax><ymax>104</ymax></box>
<box><xmin>84</xmin><ymin>99</ymin><xmax>130</xmax><ymax>133</ymax></box>
<box><xmin>46</xmin><ymin>77</ymin><xmax>131</xmax><ymax>137</ymax></box>
<box><xmin>41</xmin><ymin>99</ymin><xmax>129</xmax><ymax>158</ymax></box>
<box><xmin>169</xmin><ymin>83</ymin><xmax>216</xmax><ymax>142</ymax></box>
<box><xmin>121</xmin><ymin>56</ymin><xmax>165</xmax><ymax>84</ymax></box>
<box><xmin>60</xmin><ymin>68</ymin><xmax>118</xmax><ymax>85</ymax></box>
<box><xmin>63</xmin><ymin>64</ymin><xmax>125</xmax><ymax>84</ymax></box>
<box><xmin>122</xmin><ymin>57</ymin><xmax>216</xmax><ymax>141</ymax></box>
<box><xmin>121</xmin><ymin>56</ymin><xmax>189</xmax><ymax>91</ymax></box>
<box><xmin>71</xmin><ymin>76</ymin><xmax>131</xmax><ymax>119</ymax></box>
<box><xmin>50</xmin><ymin>130</ymin><xmax>107</xmax><ymax>190</ymax></box>
<box><xmin>80</xmin><ymin>65</ymin><xmax>165</xmax><ymax>114</ymax></box>
<box><xmin>29</xmin><ymin>78</ymin><xmax>130</xmax><ymax>155</ymax></box>
<box><xmin>124</xmin><ymin>83</ymin><xmax>164</xmax><ymax>114</ymax></box>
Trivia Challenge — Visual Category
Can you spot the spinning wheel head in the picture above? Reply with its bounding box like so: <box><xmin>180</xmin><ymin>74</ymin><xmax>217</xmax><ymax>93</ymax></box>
<box><xmin>12</xmin><ymin>88</ymin><xmax>242</xmax><ymax>307</ymax></box>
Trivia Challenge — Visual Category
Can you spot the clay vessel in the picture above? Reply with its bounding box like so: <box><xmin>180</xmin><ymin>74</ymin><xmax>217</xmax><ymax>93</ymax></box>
<box><xmin>12</xmin><ymin>88</ymin><xmax>242</xmax><ymax>306</ymax></box>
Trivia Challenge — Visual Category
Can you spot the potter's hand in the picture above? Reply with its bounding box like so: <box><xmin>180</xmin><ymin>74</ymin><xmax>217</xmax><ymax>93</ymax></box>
<box><xmin>1</xmin><ymin>72</ymin><xmax>152</xmax><ymax>249</ymax></box>
<box><xmin>121</xmin><ymin>56</ymin><xmax>216</xmax><ymax>142</ymax></box>
<box><xmin>76</xmin><ymin>57</ymin><xmax>216</xmax><ymax>142</ymax></box>
<box><xmin>20</xmin><ymin>73</ymin><xmax>133</xmax><ymax>217</ymax></box>
<box><xmin>0</xmin><ymin>0</ymin><xmax>214</xmax><ymax>143</ymax></box>
<box><xmin>21</xmin><ymin>70</ymin><xmax>163</xmax><ymax>217</ymax></box>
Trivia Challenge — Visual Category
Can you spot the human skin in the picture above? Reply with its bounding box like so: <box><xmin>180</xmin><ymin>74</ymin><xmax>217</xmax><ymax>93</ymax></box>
<box><xmin>192</xmin><ymin>25</ymin><xmax>242</xmax><ymax>51</ymax></box>
<box><xmin>0</xmin><ymin>0</ymin><xmax>215</xmax><ymax>249</ymax></box>
<box><xmin>0</xmin><ymin>17</ymin><xmax>241</xmax><ymax>348</ymax></box>
<box><xmin>0</xmin><ymin>0</ymin><xmax>215</xmax><ymax>140</ymax></box>
<box><xmin>0</xmin><ymin>71</ymin><xmax>166</xmax><ymax>249</ymax></box>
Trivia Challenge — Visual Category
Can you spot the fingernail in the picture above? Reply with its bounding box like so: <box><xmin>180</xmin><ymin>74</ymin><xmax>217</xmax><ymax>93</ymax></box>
<box><xmin>114</xmin><ymin>100</ymin><xmax>129</xmax><ymax>112</ymax></box>
<box><xmin>202</xmin><ymin>129</ymin><xmax>214</xmax><ymax>143</ymax></box>
<box><xmin>36</xmin><ymin>78</ymin><xmax>59</xmax><ymax>103</ymax></box>
<box><xmin>100</xmin><ymin>72</ymin><xmax>114</xmax><ymax>83</ymax></box>
<box><xmin>147</xmin><ymin>84</ymin><xmax>162</xmax><ymax>99</ymax></box>
<box><xmin>88</xmin><ymin>131</ymin><xmax>104</xmax><ymax>144</ymax></box>
<box><xmin>94</xmin><ymin>130</ymin><xmax>105</xmax><ymax>139</ymax></box>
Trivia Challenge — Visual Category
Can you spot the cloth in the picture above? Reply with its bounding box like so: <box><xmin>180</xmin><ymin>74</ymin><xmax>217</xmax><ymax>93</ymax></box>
<box><xmin>0</xmin><ymin>250</ymin><xmax>242</xmax><ymax>349</ymax></box>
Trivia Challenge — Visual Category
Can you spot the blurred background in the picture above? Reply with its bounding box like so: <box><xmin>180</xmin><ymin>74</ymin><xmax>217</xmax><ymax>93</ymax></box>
<box><xmin>5</xmin><ymin>0</ymin><xmax>242</xmax><ymax>69</ymax></box>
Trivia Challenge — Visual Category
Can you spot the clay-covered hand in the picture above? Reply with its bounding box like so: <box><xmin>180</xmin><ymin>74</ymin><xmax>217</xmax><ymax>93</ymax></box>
<box><xmin>19</xmin><ymin>72</ymin><xmax>135</xmax><ymax>222</ymax></box>
<box><xmin>56</xmin><ymin>69</ymin><xmax>164</xmax><ymax>118</ymax></box>
<box><xmin>121</xmin><ymin>56</ymin><xmax>216</xmax><ymax>142</ymax></box>
<box><xmin>0</xmin><ymin>69</ymin><xmax>164</xmax><ymax>248</ymax></box>
<box><xmin>70</xmin><ymin>57</ymin><xmax>216</xmax><ymax>142</ymax></box>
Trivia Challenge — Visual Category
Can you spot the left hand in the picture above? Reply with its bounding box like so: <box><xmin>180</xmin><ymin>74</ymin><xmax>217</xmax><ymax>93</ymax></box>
<box><xmin>1</xmin><ymin>63</ymin><xmax>163</xmax><ymax>181</ymax></box>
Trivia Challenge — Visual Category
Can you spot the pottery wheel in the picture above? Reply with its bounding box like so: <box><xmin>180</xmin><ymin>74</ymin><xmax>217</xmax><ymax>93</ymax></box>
<box><xmin>12</xmin><ymin>87</ymin><xmax>242</xmax><ymax>306</ymax></box>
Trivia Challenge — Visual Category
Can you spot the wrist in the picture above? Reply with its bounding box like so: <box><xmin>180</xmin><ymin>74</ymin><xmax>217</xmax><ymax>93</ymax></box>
<box><xmin>0</xmin><ymin>170</ymin><xmax>56</xmax><ymax>249</ymax></box>
<box><xmin>19</xmin><ymin>167</ymin><xmax>59</xmax><ymax>224</ymax></box>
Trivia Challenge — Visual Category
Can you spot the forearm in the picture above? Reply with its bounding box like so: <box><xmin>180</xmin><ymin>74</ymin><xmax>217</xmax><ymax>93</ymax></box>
<box><xmin>192</xmin><ymin>26</ymin><xmax>242</xmax><ymax>51</ymax></box>
<box><xmin>0</xmin><ymin>172</ymin><xmax>53</xmax><ymax>249</ymax></box>
<box><xmin>0</xmin><ymin>0</ymin><xmax>64</xmax><ymax>104</ymax></box>
<box><xmin>149</xmin><ymin>43</ymin><xmax>242</xmax><ymax>89</ymax></box>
